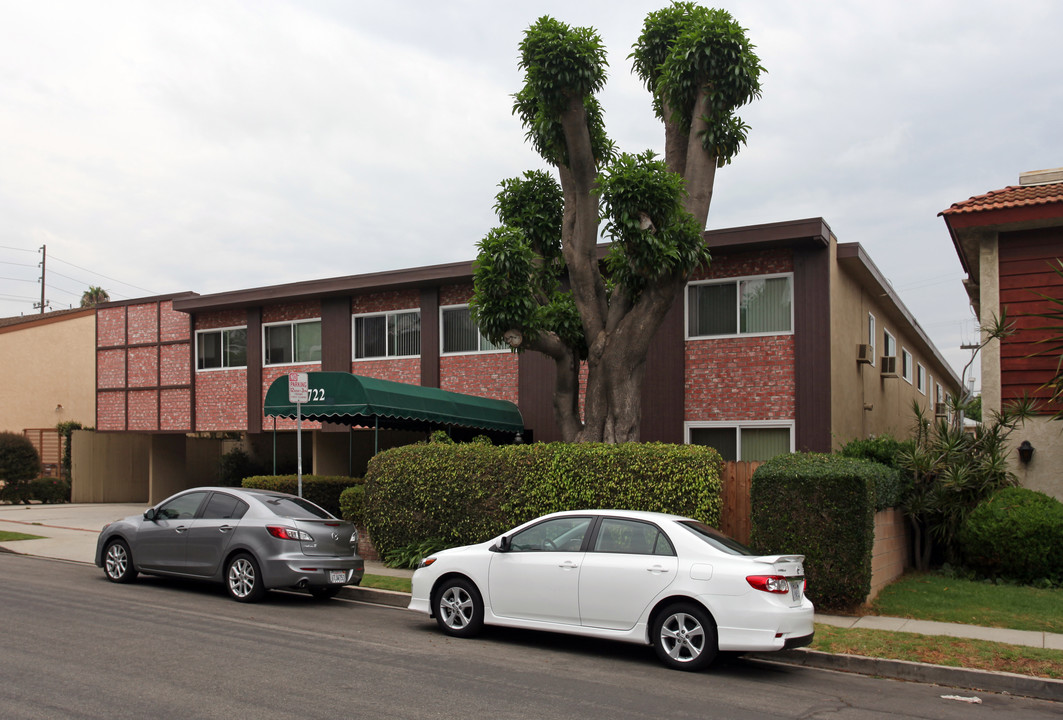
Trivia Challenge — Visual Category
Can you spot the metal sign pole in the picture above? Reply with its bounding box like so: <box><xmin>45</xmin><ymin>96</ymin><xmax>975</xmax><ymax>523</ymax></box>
<box><xmin>296</xmin><ymin>401</ymin><xmax>303</xmax><ymax>498</ymax></box>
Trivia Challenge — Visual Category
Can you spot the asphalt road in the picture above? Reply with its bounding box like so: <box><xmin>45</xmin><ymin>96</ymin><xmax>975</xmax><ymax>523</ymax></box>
<box><xmin>1</xmin><ymin>553</ymin><xmax>1058</xmax><ymax>720</ymax></box>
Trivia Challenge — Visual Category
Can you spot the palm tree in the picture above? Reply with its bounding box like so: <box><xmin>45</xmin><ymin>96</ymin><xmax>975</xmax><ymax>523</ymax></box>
<box><xmin>80</xmin><ymin>286</ymin><xmax>110</xmax><ymax>307</ymax></box>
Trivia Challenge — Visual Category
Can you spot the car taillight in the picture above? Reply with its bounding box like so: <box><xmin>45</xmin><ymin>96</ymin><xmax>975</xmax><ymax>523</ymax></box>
<box><xmin>266</xmin><ymin>525</ymin><xmax>313</xmax><ymax>542</ymax></box>
<box><xmin>746</xmin><ymin>575</ymin><xmax>792</xmax><ymax>594</ymax></box>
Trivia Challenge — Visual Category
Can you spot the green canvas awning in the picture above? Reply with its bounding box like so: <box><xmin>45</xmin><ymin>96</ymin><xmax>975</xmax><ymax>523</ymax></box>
<box><xmin>263</xmin><ymin>372</ymin><xmax>524</xmax><ymax>434</ymax></box>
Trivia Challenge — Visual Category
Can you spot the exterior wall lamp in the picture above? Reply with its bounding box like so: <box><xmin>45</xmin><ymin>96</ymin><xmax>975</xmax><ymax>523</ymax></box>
<box><xmin>1017</xmin><ymin>440</ymin><xmax>1034</xmax><ymax>464</ymax></box>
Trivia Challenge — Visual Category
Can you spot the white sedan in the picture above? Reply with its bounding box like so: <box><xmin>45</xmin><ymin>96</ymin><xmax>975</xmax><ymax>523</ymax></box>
<box><xmin>408</xmin><ymin>509</ymin><xmax>814</xmax><ymax>671</ymax></box>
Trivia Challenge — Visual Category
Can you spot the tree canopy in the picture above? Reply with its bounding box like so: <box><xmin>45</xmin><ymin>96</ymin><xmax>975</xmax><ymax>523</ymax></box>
<box><xmin>472</xmin><ymin>3</ymin><xmax>764</xmax><ymax>442</ymax></box>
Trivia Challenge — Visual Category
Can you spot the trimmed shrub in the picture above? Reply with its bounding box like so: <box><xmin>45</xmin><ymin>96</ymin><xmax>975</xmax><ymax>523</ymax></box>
<box><xmin>338</xmin><ymin>483</ymin><xmax>365</xmax><ymax>522</ymax></box>
<box><xmin>241</xmin><ymin>475</ymin><xmax>361</xmax><ymax>517</ymax></box>
<box><xmin>362</xmin><ymin>442</ymin><xmax>722</xmax><ymax>557</ymax></box>
<box><xmin>750</xmin><ymin>453</ymin><xmax>876</xmax><ymax>610</ymax></box>
<box><xmin>837</xmin><ymin>435</ymin><xmax>906</xmax><ymax>510</ymax></box>
<box><xmin>30</xmin><ymin>477</ymin><xmax>71</xmax><ymax>504</ymax></box>
<box><xmin>959</xmin><ymin>487</ymin><xmax>1063</xmax><ymax>585</ymax></box>
<box><xmin>0</xmin><ymin>432</ymin><xmax>41</xmax><ymax>504</ymax></box>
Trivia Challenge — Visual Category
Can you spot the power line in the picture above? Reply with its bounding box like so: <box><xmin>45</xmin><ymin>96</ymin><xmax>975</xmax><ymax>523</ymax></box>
<box><xmin>49</xmin><ymin>252</ymin><xmax>156</xmax><ymax>294</ymax></box>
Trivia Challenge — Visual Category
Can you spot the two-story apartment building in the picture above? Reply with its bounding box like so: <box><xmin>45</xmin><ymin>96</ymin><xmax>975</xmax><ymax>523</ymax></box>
<box><xmin>82</xmin><ymin>218</ymin><xmax>961</xmax><ymax>503</ymax></box>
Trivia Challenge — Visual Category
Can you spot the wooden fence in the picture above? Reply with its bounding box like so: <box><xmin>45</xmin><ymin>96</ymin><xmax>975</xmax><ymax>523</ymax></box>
<box><xmin>718</xmin><ymin>460</ymin><xmax>760</xmax><ymax>544</ymax></box>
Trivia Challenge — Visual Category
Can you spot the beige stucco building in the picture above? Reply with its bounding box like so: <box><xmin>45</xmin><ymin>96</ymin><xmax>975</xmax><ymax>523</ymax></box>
<box><xmin>0</xmin><ymin>308</ymin><xmax>96</xmax><ymax>471</ymax></box>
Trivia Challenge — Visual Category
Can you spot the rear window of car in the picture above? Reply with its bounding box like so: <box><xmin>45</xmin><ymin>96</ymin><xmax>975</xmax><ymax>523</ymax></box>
<box><xmin>676</xmin><ymin>521</ymin><xmax>756</xmax><ymax>556</ymax></box>
<box><xmin>258</xmin><ymin>495</ymin><xmax>333</xmax><ymax>519</ymax></box>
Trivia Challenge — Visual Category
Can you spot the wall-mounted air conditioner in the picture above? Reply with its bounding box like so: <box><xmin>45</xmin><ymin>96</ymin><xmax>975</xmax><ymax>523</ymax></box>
<box><xmin>856</xmin><ymin>344</ymin><xmax>873</xmax><ymax>364</ymax></box>
<box><xmin>880</xmin><ymin>356</ymin><xmax>898</xmax><ymax>377</ymax></box>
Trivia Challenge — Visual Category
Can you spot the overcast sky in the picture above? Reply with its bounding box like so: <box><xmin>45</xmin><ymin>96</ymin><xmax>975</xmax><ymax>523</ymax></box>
<box><xmin>2</xmin><ymin>1</ymin><xmax>1060</xmax><ymax>389</ymax></box>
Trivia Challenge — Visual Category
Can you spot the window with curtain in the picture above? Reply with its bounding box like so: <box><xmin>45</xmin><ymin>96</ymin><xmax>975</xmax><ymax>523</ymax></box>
<box><xmin>687</xmin><ymin>275</ymin><xmax>792</xmax><ymax>338</ymax></box>
<box><xmin>354</xmin><ymin>310</ymin><xmax>420</xmax><ymax>359</ymax></box>
<box><xmin>441</xmin><ymin>305</ymin><xmax>506</xmax><ymax>354</ymax></box>
<box><xmin>196</xmin><ymin>327</ymin><xmax>247</xmax><ymax>370</ymax></box>
<box><xmin>264</xmin><ymin>320</ymin><xmax>321</xmax><ymax>365</ymax></box>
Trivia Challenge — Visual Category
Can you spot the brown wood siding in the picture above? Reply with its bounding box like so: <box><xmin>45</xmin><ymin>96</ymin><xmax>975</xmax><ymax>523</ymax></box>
<box><xmin>321</xmin><ymin>297</ymin><xmax>353</xmax><ymax>432</ymax></box>
<box><xmin>999</xmin><ymin>228</ymin><xmax>1063</xmax><ymax>411</ymax></box>
<box><xmin>245</xmin><ymin>307</ymin><xmax>262</xmax><ymax>433</ymax></box>
<box><xmin>641</xmin><ymin>296</ymin><xmax>684</xmax><ymax>443</ymax></box>
<box><xmin>793</xmin><ymin>244</ymin><xmax>832</xmax><ymax>451</ymax></box>
<box><xmin>419</xmin><ymin>288</ymin><xmax>440</xmax><ymax>388</ymax></box>
<box><xmin>518</xmin><ymin>351</ymin><xmax>560</xmax><ymax>443</ymax></box>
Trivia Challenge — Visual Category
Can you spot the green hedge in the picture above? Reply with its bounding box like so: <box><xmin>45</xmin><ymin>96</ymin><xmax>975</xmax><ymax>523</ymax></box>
<box><xmin>0</xmin><ymin>477</ymin><xmax>70</xmax><ymax>505</ymax></box>
<box><xmin>959</xmin><ymin>487</ymin><xmax>1063</xmax><ymax>585</ymax></box>
<box><xmin>241</xmin><ymin>475</ymin><xmax>362</xmax><ymax>517</ymax></box>
<box><xmin>837</xmin><ymin>435</ymin><xmax>906</xmax><ymax>510</ymax></box>
<box><xmin>360</xmin><ymin>442</ymin><xmax>722</xmax><ymax>556</ymax></box>
<box><xmin>750</xmin><ymin>453</ymin><xmax>876</xmax><ymax>610</ymax></box>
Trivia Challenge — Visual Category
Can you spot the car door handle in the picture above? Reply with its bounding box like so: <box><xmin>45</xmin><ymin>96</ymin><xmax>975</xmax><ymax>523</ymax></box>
<box><xmin>647</xmin><ymin>565</ymin><xmax>670</xmax><ymax>574</ymax></box>
<box><xmin>559</xmin><ymin>560</ymin><xmax>579</xmax><ymax>570</ymax></box>
<box><xmin>175</xmin><ymin>526</ymin><xmax>188</xmax><ymax>534</ymax></box>
<box><xmin>218</xmin><ymin>525</ymin><xmax>234</xmax><ymax>533</ymax></box>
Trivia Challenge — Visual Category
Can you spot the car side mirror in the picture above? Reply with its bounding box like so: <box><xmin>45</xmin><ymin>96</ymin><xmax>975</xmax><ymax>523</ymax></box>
<box><xmin>143</xmin><ymin>508</ymin><xmax>157</xmax><ymax>522</ymax></box>
<box><xmin>491</xmin><ymin>536</ymin><xmax>510</xmax><ymax>553</ymax></box>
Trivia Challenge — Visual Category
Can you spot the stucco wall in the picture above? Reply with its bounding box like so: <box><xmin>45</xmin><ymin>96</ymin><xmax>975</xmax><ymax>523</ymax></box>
<box><xmin>0</xmin><ymin>311</ymin><xmax>96</xmax><ymax>434</ymax></box>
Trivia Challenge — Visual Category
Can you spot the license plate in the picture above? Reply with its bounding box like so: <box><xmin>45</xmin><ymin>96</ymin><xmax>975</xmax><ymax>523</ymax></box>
<box><xmin>329</xmin><ymin>570</ymin><xmax>348</xmax><ymax>584</ymax></box>
<box><xmin>789</xmin><ymin>579</ymin><xmax>803</xmax><ymax>602</ymax></box>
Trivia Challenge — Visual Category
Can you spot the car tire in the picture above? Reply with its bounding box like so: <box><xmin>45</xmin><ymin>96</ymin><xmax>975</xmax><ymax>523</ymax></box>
<box><xmin>652</xmin><ymin>603</ymin><xmax>718</xmax><ymax>671</ymax></box>
<box><xmin>103</xmin><ymin>539</ymin><xmax>138</xmax><ymax>584</ymax></box>
<box><xmin>433</xmin><ymin>577</ymin><xmax>484</xmax><ymax>638</ymax></box>
<box><xmin>226</xmin><ymin>553</ymin><xmax>266</xmax><ymax>603</ymax></box>
<box><xmin>309</xmin><ymin>585</ymin><xmax>342</xmax><ymax>601</ymax></box>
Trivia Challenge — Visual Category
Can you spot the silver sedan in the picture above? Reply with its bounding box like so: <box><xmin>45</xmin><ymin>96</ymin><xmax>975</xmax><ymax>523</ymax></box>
<box><xmin>95</xmin><ymin>487</ymin><xmax>363</xmax><ymax>602</ymax></box>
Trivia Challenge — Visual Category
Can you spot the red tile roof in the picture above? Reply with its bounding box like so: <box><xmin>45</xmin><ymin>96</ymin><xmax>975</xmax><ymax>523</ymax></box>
<box><xmin>941</xmin><ymin>181</ymin><xmax>1063</xmax><ymax>215</ymax></box>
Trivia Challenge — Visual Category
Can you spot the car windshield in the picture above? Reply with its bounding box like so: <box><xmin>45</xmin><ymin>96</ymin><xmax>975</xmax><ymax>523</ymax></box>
<box><xmin>259</xmin><ymin>495</ymin><xmax>333</xmax><ymax>519</ymax></box>
<box><xmin>676</xmin><ymin>521</ymin><xmax>756</xmax><ymax>556</ymax></box>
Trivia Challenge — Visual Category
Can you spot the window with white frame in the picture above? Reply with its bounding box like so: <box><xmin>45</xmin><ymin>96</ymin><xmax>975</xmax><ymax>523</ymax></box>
<box><xmin>901</xmin><ymin>348</ymin><xmax>913</xmax><ymax>383</ymax></box>
<box><xmin>263</xmin><ymin>319</ymin><xmax>321</xmax><ymax>365</ymax></box>
<box><xmin>686</xmin><ymin>422</ymin><xmax>793</xmax><ymax>462</ymax></box>
<box><xmin>883</xmin><ymin>329</ymin><xmax>896</xmax><ymax>359</ymax></box>
<box><xmin>196</xmin><ymin>326</ymin><xmax>247</xmax><ymax>370</ymax></box>
<box><xmin>867</xmin><ymin>313</ymin><xmax>877</xmax><ymax>367</ymax></box>
<box><xmin>441</xmin><ymin>305</ymin><xmax>507</xmax><ymax>354</ymax></box>
<box><xmin>917</xmin><ymin>363</ymin><xmax>926</xmax><ymax>394</ymax></box>
<box><xmin>353</xmin><ymin>310</ymin><xmax>420</xmax><ymax>359</ymax></box>
<box><xmin>936</xmin><ymin>383</ymin><xmax>943</xmax><ymax>404</ymax></box>
<box><xmin>687</xmin><ymin>274</ymin><xmax>793</xmax><ymax>338</ymax></box>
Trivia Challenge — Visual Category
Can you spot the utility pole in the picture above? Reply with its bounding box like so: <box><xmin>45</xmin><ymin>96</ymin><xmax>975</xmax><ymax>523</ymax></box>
<box><xmin>34</xmin><ymin>245</ymin><xmax>50</xmax><ymax>314</ymax></box>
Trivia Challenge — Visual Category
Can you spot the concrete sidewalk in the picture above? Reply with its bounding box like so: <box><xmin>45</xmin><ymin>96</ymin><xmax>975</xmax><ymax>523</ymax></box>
<box><xmin>3</xmin><ymin>501</ymin><xmax>1061</xmax><ymax>701</ymax></box>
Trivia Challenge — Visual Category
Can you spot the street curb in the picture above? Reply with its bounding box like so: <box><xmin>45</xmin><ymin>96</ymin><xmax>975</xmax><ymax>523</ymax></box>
<box><xmin>338</xmin><ymin>585</ymin><xmax>411</xmax><ymax>609</ymax></box>
<box><xmin>750</xmin><ymin>649</ymin><xmax>1063</xmax><ymax>703</ymax></box>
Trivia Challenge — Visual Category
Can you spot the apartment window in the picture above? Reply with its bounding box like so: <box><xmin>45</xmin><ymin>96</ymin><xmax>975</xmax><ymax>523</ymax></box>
<box><xmin>687</xmin><ymin>274</ymin><xmax>793</xmax><ymax>338</ymax></box>
<box><xmin>441</xmin><ymin>305</ymin><xmax>507</xmax><ymax>354</ymax></box>
<box><xmin>868</xmin><ymin>313</ymin><xmax>877</xmax><ymax>367</ymax></box>
<box><xmin>196</xmin><ymin>327</ymin><xmax>247</xmax><ymax>370</ymax></box>
<box><xmin>936</xmin><ymin>384</ymin><xmax>944</xmax><ymax>404</ymax></box>
<box><xmin>353</xmin><ymin>310</ymin><xmax>420</xmax><ymax>359</ymax></box>
<box><xmin>263</xmin><ymin>319</ymin><xmax>321</xmax><ymax>365</ymax></box>
<box><xmin>687</xmin><ymin>423</ymin><xmax>793</xmax><ymax>462</ymax></box>
<box><xmin>883</xmin><ymin>329</ymin><xmax>896</xmax><ymax>359</ymax></box>
<box><xmin>901</xmin><ymin>348</ymin><xmax>913</xmax><ymax>383</ymax></box>
<box><xmin>917</xmin><ymin>364</ymin><xmax>927</xmax><ymax>394</ymax></box>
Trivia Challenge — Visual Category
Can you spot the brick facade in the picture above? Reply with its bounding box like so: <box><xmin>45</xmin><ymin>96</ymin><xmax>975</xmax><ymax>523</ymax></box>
<box><xmin>685</xmin><ymin>336</ymin><xmax>796</xmax><ymax>422</ymax></box>
<box><xmin>441</xmin><ymin>353</ymin><xmax>520</xmax><ymax>404</ymax></box>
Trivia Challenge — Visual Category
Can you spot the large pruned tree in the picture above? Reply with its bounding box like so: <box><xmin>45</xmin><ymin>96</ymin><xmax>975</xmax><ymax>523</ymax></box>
<box><xmin>472</xmin><ymin>4</ymin><xmax>764</xmax><ymax>442</ymax></box>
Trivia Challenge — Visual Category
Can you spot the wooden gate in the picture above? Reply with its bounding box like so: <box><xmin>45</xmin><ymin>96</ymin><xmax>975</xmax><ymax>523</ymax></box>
<box><xmin>23</xmin><ymin>428</ymin><xmax>63</xmax><ymax>479</ymax></box>
<box><xmin>718</xmin><ymin>461</ymin><xmax>760</xmax><ymax>544</ymax></box>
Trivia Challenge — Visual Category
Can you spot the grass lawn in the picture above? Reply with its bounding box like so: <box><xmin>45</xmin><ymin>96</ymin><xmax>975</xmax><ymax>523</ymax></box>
<box><xmin>360</xmin><ymin>573</ymin><xmax>412</xmax><ymax>594</ymax></box>
<box><xmin>811</xmin><ymin>624</ymin><xmax>1063</xmax><ymax>679</ymax></box>
<box><xmin>0</xmin><ymin>530</ymin><xmax>45</xmax><ymax>542</ymax></box>
<box><xmin>869</xmin><ymin>572</ymin><xmax>1063</xmax><ymax>633</ymax></box>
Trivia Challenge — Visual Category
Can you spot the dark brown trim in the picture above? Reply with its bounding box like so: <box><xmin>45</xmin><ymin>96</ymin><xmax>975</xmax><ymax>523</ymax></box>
<box><xmin>793</xmin><ymin>244</ymin><xmax>831</xmax><ymax>453</ymax></box>
<box><xmin>246</xmin><ymin>307</ymin><xmax>262</xmax><ymax>433</ymax></box>
<box><xmin>641</xmin><ymin>295</ymin><xmax>684</xmax><ymax>443</ymax></box>
<box><xmin>420</xmin><ymin>288</ymin><xmax>440</xmax><ymax>388</ymax></box>
<box><xmin>705</xmin><ymin>217</ymin><xmax>832</xmax><ymax>251</ymax></box>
